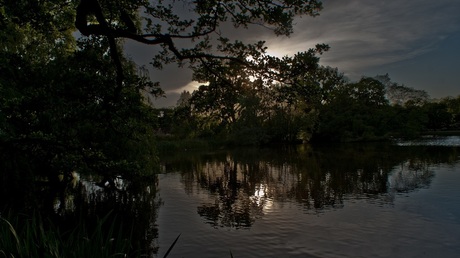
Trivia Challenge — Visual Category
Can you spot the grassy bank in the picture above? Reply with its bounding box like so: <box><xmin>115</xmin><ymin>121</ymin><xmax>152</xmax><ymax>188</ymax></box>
<box><xmin>0</xmin><ymin>211</ymin><xmax>137</xmax><ymax>258</ymax></box>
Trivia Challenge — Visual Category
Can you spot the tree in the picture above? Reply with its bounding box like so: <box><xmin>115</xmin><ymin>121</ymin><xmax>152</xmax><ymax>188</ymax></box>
<box><xmin>424</xmin><ymin>102</ymin><xmax>452</xmax><ymax>131</ymax></box>
<box><xmin>344</xmin><ymin>77</ymin><xmax>388</xmax><ymax>107</ymax></box>
<box><xmin>440</xmin><ymin>96</ymin><xmax>460</xmax><ymax>129</ymax></box>
<box><xmin>267</xmin><ymin>65</ymin><xmax>346</xmax><ymax>142</ymax></box>
<box><xmin>375</xmin><ymin>74</ymin><xmax>429</xmax><ymax>106</ymax></box>
<box><xmin>386</xmin><ymin>104</ymin><xmax>427</xmax><ymax>138</ymax></box>
<box><xmin>73</xmin><ymin>0</ymin><xmax>324</xmax><ymax>92</ymax></box>
<box><xmin>176</xmin><ymin>90</ymin><xmax>192</xmax><ymax>108</ymax></box>
<box><xmin>1</xmin><ymin>1</ymin><xmax>160</xmax><ymax>180</ymax></box>
<box><xmin>187</xmin><ymin>48</ymin><xmax>335</xmax><ymax>144</ymax></box>
<box><xmin>70</xmin><ymin>0</ymin><xmax>330</xmax><ymax>145</ymax></box>
<box><xmin>387</xmin><ymin>84</ymin><xmax>429</xmax><ymax>107</ymax></box>
<box><xmin>313</xmin><ymin>77</ymin><xmax>390</xmax><ymax>141</ymax></box>
<box><xmin>190</xmin><ymin>79</ymin><xmax>245</xmax><ymax>129</ymax></box>
<box><xmin>1</xmin><ymin>0</ymin><xmax>77</xmax><ymax>177</ymax></box>
<box><xmin>371</xmin><ymin>74</ymin><xmax>431</xmax><ymax>137</ymax></box>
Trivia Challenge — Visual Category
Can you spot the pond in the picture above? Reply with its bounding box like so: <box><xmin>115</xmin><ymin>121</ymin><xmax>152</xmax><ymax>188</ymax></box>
<box><xmin>2</xmin><ymin>138</ymin><xmax>460</xmax><ymax>257</ymax></box>
<box><xmin>156</xmin><ymin>141</ymin><xmax>460</xmax><ymax>257</ymax></box>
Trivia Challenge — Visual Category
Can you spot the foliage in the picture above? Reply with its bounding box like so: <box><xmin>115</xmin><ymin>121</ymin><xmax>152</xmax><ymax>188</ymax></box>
<box><xmin>313</xmin><ymin>77</ymin><xmax>389</xmax><ymax>141</ymax></box>
<box><xmin>1</xmin><ymin>1</ymin><xmax>160</xmax><ymax>179</ymax></box>
<box><xmin>0</xmin><ymin>0</ymin><xmax>330</xmax><ymax>169</ymax></box>
<box><xmin>312</xmin><ymin>75</ymin><xmax>460</xmax><ymax>141</ymax></box>
<box><xmin>1</xmin><ymin>39</ymin><xmax>159</xmax><ymax>178</ymax></box>
<box><xmin>442</xmin><ymin>96</ymin><xmax>460</xmax><ymax>128</ymax></box>
<box><xmin>375</xmin><ymin>74</ymin><xmax>429</xmax><ymax>106</ymax></box>
<box><xmin>73</xmin><ymin>0</ymin><xmax>324</xmax><ymax>93</ymax></box>
<box><xmin>168</xmin><ymin>71</ymin><xmax>460</xmax><ymax>144</ymax></box>
<box><xmin>424</xmin><ymin>102</ymin><xmax>452</xmax><ymax>131</ymax></box>
<box><xmin>181</xmin><ymin>47</ymin><xmax>335</xmax><ymax>145</ymax></box>
<box><xmin>0</xmin><ymin>212</ymin><xmax>136</xmax><ymax>258</ymax></box>
<box><xmin>385</xmin><ymin>105</ymin><xmax>427</xmax><ymax>139</ymax></box>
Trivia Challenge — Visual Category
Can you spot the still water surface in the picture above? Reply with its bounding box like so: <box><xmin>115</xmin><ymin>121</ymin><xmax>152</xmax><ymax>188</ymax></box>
<box><xmin>156</xmin><ymin>142</ymin><xmax>460</xmax><ymax>257</ymax></box>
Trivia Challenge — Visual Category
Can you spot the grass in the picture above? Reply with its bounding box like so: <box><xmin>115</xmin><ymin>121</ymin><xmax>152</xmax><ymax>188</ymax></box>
<box><xmin>0</xmin><ymin>211</ymin><xmax>135</xmax><ymax>258</ymax></box>
<box><xmin>0</xmin><ymin>211</ymin><xmax>186</xmax><ymax>258</ymax></box>
<box><xmin>1</xmin><ymin>209</ymin><xmax>238</xmax><ymax>258</ymax></box>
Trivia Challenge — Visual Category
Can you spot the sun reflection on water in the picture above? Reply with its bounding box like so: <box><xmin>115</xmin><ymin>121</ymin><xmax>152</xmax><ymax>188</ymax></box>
<box><xmin>250</xmin><ymin>184</ymin><xmax>274</xmax><ymax>213</ymax></box>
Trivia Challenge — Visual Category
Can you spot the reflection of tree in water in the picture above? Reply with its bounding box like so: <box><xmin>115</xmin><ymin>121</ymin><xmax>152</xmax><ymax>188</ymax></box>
<box><xmin>188</xmin><ymin>146</ymin><xmax>396</xmax><ymax>227</ymax></box>
<box><xmin>162</xmin><ymin>144</ymin><xmax>458</xmax><ymax>229</ymax></box>
<box><xmin>388</xmin><ymin>159</ymin><xmax>434</xmax><ymax>193</ymax></box>
<box><xmin>0</xmin><ymin>173</ymin><xmax>160</xmax><ymax>256</ymax></box>
<box><xmin>197</xmin><ymin>161</ymin><xmax>265</xmax><ymax>228</ymax></box>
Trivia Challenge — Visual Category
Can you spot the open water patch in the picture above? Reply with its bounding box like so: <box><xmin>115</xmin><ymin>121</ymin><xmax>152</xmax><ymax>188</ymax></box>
<box><xmin>396</xmin><ymin>135</ymin><xmax>460</xmax><ymax>147</ymax></box>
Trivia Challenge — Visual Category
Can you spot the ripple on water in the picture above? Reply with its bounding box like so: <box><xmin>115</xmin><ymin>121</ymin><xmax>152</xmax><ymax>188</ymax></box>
<box><xmin>157</xmin><ymin>148</ymin><xmax>460</xmax><ymax>258</ymax></box>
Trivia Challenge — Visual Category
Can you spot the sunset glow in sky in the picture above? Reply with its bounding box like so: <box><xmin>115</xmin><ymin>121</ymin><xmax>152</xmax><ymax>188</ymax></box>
<box><xmin>125</xmin><ymin>0</ymin><xmax>460</xmax><ymax>107</ymax></box>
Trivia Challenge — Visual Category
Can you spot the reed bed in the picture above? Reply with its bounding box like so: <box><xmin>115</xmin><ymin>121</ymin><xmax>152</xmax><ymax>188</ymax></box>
<box><xmin>0</xmin><ymin>211</ymin><xmax>134</xmax><ymax>258</ymax></box>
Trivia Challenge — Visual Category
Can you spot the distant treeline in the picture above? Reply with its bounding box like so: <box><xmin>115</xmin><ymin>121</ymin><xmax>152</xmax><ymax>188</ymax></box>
<box><xmin>153</xmin><ymin>73</ymin><xmax>460</xmax><ymax>145</ymax></box>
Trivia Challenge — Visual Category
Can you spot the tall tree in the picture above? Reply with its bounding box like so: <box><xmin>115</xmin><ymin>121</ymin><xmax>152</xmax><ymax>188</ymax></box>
<box><xmin>441</xmin><ymin>96</ymin><xmax>460</xmax><ymax>129</ymax></box>
<box><xmin>313</xmin><ymin>77</ymin><xmax>390</xmax><ymax>141</ymax></box>
<box><xmin>1</xmin><ymin>1</ymin><xmax>160</xmax><ymax>179</ymax></box>
<box><xmin>375</xmin><ymin>74</ymin><xmax>429</xmax><ymax>106</ymax></box>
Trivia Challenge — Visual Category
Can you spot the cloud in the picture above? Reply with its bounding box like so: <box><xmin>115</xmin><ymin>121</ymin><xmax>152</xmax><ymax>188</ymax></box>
<box><xmin>125</xmin><ymin>0</ymin><xmax>460</xmax><ymax>106</ymax></box>
<box><xmin>271</xmin><ymin>0</ymin><xmax>460</xmax><ymax>76</ymax></box>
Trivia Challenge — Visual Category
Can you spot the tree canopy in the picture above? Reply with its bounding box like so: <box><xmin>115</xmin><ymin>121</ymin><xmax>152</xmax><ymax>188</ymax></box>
<box><xmin>73</xmin><ymin>0</ymin><xmax>327</xmax><ymax>89</ymax></box>
<box><xmin>0</xmin><ymin>0</ymin><xmax>162</xmax><ymax>179</ymax></box>
<box><xmin>1</xmin><ymin>0</ymin><xmax>329</xmax><ymax>178</ymax></box>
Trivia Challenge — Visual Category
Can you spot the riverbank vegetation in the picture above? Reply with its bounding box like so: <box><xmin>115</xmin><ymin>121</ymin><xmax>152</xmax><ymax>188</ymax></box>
<box><xmin>154</xmin><ymin>75</ymin><xmax>460</xmax><ymax>147</ymax></box>
<box><xmin>0</xmin><ymin>212</ymin><xmax>135</xmax><ymax>258</ymax></box>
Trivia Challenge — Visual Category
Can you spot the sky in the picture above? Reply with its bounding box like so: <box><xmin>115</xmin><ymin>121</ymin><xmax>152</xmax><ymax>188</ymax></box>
<box><xmin>124</xmin><ymin>0</ymin><xmax>460</xmax><ymax>108</ymax></box>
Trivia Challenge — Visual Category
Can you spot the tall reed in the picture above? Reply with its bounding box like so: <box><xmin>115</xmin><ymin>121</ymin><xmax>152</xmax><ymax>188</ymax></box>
<box><xmin>0</xmin><ymin>211</ymin><xmax>135</xmax><ymax>258</ymax></box>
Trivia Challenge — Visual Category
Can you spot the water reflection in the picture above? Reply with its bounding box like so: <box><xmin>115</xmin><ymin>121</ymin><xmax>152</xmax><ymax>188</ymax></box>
<box><xmin>397</xmin><ymin>135</ymin><xmax>460</xmax><ymax>146</ymax></box>
<box><xmin>196</xmin><ymin>160</ymin><xmax>265</xmax><ymax>228</ymax></box>
<box><xmin>388</xmin><ymin>159</ymin><xmax>435</xmax><ymax>193</ymax></box>
<box><xmin>160</xmin><ymin>143</ymin><xmax>459</xmax><ymax>229</ymax></box>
